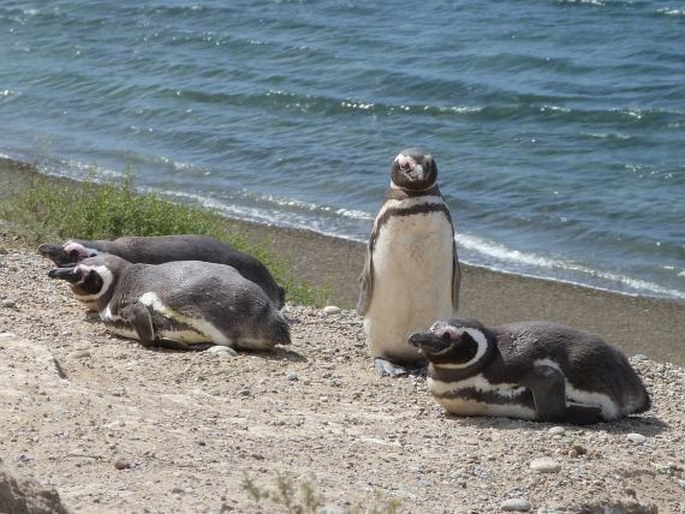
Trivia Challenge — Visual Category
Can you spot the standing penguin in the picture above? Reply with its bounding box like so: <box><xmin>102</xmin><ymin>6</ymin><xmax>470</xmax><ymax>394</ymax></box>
<box><xmin>409</xmin><ymin>318</ymin><xmax>651</xmax><ymax>424</ymax></box>
<box><xmin>358</xmin><ymin>149</ymin><xmax>460</xmax><ymax>376</ymax></box>
<box><xmin>38</xmin><ymin>234</ymin><xmax>285</xmax><ymax>309</ymax></box>
<box><xmin>48</xmin><ymin>254</ymin><xmax>291</xmax><ymax>352</ymax></box>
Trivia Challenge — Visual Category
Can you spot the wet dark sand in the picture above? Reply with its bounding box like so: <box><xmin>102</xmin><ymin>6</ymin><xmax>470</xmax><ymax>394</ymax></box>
<box><xmin>1</xmin><ymin>157</ymin><xmax>683</xmax><ymax>365</ymax></box>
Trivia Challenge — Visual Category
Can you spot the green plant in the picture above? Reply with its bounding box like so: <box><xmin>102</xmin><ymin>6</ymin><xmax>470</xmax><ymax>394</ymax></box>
<box><xmin>0</xmin><ymin>170</ymin><xmax>329</xmax><ymax>305</ymax></box>
<box><xmin>241</xmin><ymin>471</ymin><xmax>402</xmax><ymax>514</ymax></box>
<box><xmin>241</xmin><ymin>471</ymin><xmax>323</xmax><ymax>514</ymax></box>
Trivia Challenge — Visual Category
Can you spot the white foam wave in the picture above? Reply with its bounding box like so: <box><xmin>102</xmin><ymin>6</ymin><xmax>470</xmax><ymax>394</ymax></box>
<box><xmin>656</xmin><ymin>8</ymin><xmax>685</xmax><ymax>16</ymax></box>
<box><xmin>582</xmin><ymin>131</ymin><xmax>631</xmax><ymax>140</ymax></box>
<box><xmin>457</xmin><ymin>233</ymin><xmax>685</xmax><ymax>300</ymax></box>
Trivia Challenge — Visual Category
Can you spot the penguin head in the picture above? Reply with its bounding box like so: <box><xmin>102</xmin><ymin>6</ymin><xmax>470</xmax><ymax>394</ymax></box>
<box><xmin>409</xmin><ymin>318</ymin><xmax>491</xmax><ymax>369</ymax></box>
<box><xmin>38</xmin><ymin>240</ymin><xmax>99</xmax><ymax>267</ymax></box>
<box><xmin>390</xmin><ymin>148</ymin><xmax>438</xmax><ymax>192</ymax></box>
<box><xmin>48</xmin><ymin>254</ymin><xmax>126</xmax><ymax>305</ymax></box>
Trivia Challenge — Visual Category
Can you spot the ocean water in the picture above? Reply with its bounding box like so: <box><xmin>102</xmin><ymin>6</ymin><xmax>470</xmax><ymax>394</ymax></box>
<box><xmin>1</xmin><ymin>0</ymin><xmax>683</xmax><ymax>300</ymax></box>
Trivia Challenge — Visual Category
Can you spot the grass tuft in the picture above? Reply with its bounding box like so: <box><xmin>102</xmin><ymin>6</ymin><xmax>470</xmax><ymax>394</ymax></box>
<box><xmin>241</xmin><ymin>471</ymin><xmax>401</xmax><ymax>514</ymax></box>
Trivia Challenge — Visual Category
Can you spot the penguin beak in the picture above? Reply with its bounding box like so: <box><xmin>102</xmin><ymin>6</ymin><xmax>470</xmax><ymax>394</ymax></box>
<box><xmin>409</xmin><ymin>332</ymin><xmax>451</xmax><ymax>353</ymax></box>
<box><xmin>38</xmin><ymin>244</ymin><xmax>75</xmax><ymax>266</ymax></box>
<box><xmin>48</xmin><ymin>267</ymin><xmax>83</xmax><ymax>284</ymax></box>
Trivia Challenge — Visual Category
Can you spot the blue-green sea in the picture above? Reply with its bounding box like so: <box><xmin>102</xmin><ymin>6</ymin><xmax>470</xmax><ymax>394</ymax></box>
<box><xmin>1</xmin><ymin>0</ymin><xmax>683</xmax><ymax>299</ymax></box>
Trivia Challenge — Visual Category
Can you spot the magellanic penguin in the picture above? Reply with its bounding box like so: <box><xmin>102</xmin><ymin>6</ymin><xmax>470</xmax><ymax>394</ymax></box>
<box><xmin>38</xmin><ymin>234</ymin><xmax>285</xmax><ymax>309</ymax></box>
<box><xmin>48</xmin><ymin>254</ymin><xmax>291</xmax><ymax>352</ymax></box>
<box><xmin>358</xmin><ymin>148</ymin><xmax>460</xmax><ymax>376</ymax></box>
<box><xmin>409</xmin><ymin>318</ymin><xmax>651</xmax><ymax>424</ymax></box>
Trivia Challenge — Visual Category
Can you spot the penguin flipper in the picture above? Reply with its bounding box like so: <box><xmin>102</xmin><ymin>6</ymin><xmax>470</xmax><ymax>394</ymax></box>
<box><xmin>451</xmin><ymin>240</ymin><xmax>461</xmax><ymax>312</ymax></box>
<box><xmin>121</xmin><ymin>302</ymin><xmax>190</xmax><ymax>351</ymax></box>
<box><xmin>121</xmin><ymin>302</ymin><xmax>157</xmax><ymax>348</ymax></box>
<box><xmin>521</xmin><ymin>365</ymin><xmax>567</xmax><ymax>422</ymax></box>
<box><xmin>356</xmin><ymin>246</ymin><xmax>374</xmax><ymax>315</ymax></box>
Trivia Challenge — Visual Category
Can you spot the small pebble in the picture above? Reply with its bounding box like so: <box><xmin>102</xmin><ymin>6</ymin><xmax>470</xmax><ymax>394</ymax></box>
<box><xmin>530</xmin><ymin>457</ymin><xmax>561</xmax><ymax>473</ymax></box>
<box><xmin>548</xmin><ymin>426</ymin><xmax>566</xmax><ymax>436</ymax></box>
<box><xmin>1</xmin><ymin>299</ymin><xmax>16</xmax><ymax>308</ymax></box>
<box><xmin>626</xmin><ymin>433</ymin><xmax>647</xmax><ymax>444</ymax></box>
<box><xmin>318</xmin><ymin>505</ymin><xmax>349</xmax><ymax>514</ymax></box>
<box><xmin>323</xmin><ymin>305</ymin><xmax>341</xmax><ymax>315</ymax></box>
<box><xmin>239</xmin><ymin>386</ymin><xmax>252</xmax><ymax>397</ymax></box>
<box><xmin>500</xmin><ymin>498</ymin><xmax>532</xmax><ymax>512</ymax></box>
<box><xmin>286</xmin><ymin>371</ymin><xmax>299</xmax><ymax>381</ymax></box>
<box><xmin>114</xmin><ymin>457</ymin><xmax>132</xmax><ymax>470</ymax></box>
<box><xmin>70</xmin><ymin>350</ymin><xmax>92</xmax><ymax>359</ymax></box>
<box><xmin>205</xmin><ymin>346</ymin><xmax>238</xmax><ymax>357</ymax></box>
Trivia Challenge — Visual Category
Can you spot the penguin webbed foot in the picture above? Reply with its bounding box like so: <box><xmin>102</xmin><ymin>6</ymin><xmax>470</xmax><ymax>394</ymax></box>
<box><xmin>374</xmin><ymin>358</ymin><xmax>427</xmax><ymax>378</ymax></box>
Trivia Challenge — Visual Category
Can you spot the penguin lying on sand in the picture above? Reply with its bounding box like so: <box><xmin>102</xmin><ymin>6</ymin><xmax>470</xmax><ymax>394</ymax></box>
<box><xmin>39</xmin><ymin>234</ymin><xmax>285</xmax><ymax>309</ymax></box>
<box><xmin>409</xmin><ymin>318</ymin><xmax>650</xmax><ymax>424</ymax></box>
<box><xmin>48</xmin><ymin>254</ymin><xmax>291</xmax><ymax>352</ymax></box>
<box><xmin>358</xmin><ymin>148</ymin><xmax>461</xmax><ymax>377</ymax></box>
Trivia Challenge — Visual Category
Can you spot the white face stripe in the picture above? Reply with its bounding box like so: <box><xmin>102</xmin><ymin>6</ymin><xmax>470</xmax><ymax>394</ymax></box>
<box><xmin>72</xmin><ymin>264</ymin><xmax>114</xmax><ymax>301</ymax></box>
<box><xmin>431</xmin><ymin>326</ymin><xmax>489</xmax><ymax>370</ymax></box>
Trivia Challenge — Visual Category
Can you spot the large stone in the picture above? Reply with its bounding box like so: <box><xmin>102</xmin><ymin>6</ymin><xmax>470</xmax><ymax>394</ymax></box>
<box><xmin>0</xmin><ymin>460</ymin><xmax>70</xmax><ymax>514</ymax></box>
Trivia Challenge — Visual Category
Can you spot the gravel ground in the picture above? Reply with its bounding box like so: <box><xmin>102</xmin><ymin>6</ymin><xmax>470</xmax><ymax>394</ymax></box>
<box><xmin>1</xmin><ymin>240</ymin><xmax>684</xmax><ymax>514</ymax></box>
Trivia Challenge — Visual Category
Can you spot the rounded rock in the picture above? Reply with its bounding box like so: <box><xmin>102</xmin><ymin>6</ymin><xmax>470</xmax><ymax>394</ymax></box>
<box><xmin>323</xmin><ymin>305</ymin><xmax>341</xmax><ymax>315</ymax></box>
<box><xmin>70</xmin><ymin>350</ymin><xmax>92</xmax><ymax>359</ymax></box>
<box><xmin>626</xmin><ymin>433</ymin><xmax>647</xmax><ymax>444</ymax></box>
<box><xmin>548</xmin><ymin>426</ymin><xmax>566</xmax><ymax>436</ymax></box>
<box><xmin>286</xmin><ymin>371</ymin><xmax>299</xmax><ymax>381</ymax></box>
<box><xmin>500</xmin><ymin>498</ymin><xmax>532</xmax><ymax>512</ymax></box>
<box><xmin>114</xmin><ymin>457</ymin><xmax>132</xmax><ymax>470</ymax></box>
<box><xmin>530</xmin><ymin>457</ymin><xmax>561</xmax><ymax>473</ymax></box>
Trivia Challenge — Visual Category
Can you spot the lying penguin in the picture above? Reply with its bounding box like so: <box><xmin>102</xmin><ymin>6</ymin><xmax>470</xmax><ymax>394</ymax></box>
<box><xmin>358</xmin><ymin>148</ymin><xmax>461</xmax><ymax>377</ymax></box>
<box><xmin>409</xmin><ymin>318</ymin><xmax>650</xmax><ymax>424</ymax></box>
<box><xmin>48</xmin><ymin>254</ymin><xmax>291</xmax><ymax>352</ymax></box>
<box><xmin>38</xmin><ymin>234</ymin><xmax>285</xmax><ymax>309</ymax></box>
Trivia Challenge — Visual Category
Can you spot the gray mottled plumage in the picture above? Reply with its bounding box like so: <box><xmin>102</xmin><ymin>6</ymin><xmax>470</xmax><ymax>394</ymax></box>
<box><xmin>410</xmin><ymin>318</ymin><xmax>650</xmax><ymax>424</ymax></box>
<box><xmin>48</xmin><ymin>254</ymin><xmax>290</xmax><ymax>352</ymax></box>
<box><xmin>38</xmin><ymin>234</ymin><xmax>285</xmax><ymax>309</ymax></box>
<box><xmin>358</xmin><ymin>148</ymin><xmax>460</xmax><ymax>375</ymax></box>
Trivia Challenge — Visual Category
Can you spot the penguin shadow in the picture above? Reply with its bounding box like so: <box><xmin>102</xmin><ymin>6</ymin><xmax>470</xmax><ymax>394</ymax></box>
<box><xmin>260</xmin><ymin>346</ymin><xmax>308</xmax><ymax>363</ymax></box>
<box><xmin>443</xmin><ymin>412</ymin><xmax>669</xmax><ymax>436</ymax></box>
<box><xmin>79</xmin><ymin>311</ymin><xmax>306</xmax><ymax>361</ymax></box>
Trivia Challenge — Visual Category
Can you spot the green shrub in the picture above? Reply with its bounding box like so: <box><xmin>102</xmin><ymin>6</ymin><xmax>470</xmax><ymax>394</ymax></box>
<box><xmin>0</xmin><ymin>171</ymin><xmax>328</xmax><ymax>306</ymax></box>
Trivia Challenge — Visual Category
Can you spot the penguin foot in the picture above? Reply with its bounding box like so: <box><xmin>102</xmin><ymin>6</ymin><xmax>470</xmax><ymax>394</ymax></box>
<box><xmin>374</xmin><ymin>358</ymin><xmax>427</xmax><ymax>378</ymax></box>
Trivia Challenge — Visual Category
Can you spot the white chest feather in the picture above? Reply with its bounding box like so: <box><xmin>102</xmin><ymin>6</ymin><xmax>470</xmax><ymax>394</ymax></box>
<box><xmin>100</xmin><ymin>292</ymin><xmax>232</xmax><ymax>347</ymax></box>
<box><xmin>365</xmin><ymin>209</ymin><xmax>456</xmax><ymax>360</ymax></box>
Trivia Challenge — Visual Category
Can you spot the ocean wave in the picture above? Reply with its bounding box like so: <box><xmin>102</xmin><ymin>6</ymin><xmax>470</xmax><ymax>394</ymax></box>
<box><xmin>656</xmin><ymin>8</ymin><xmax>685</xmax><ymax>16</ymax></box>
<box><xmin>457</xmin><ymin>233</ymin><xmax>685</xmax><ymax>300</ymax></box>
